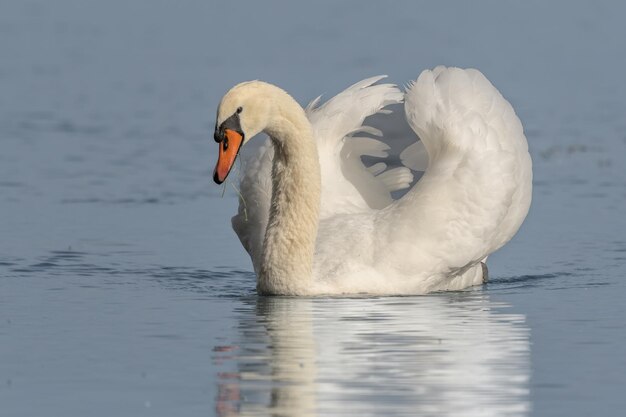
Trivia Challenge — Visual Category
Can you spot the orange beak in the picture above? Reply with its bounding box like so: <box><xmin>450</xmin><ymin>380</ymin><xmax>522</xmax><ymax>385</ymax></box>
<box><xmin>213</xmin><ymin>129</ymin><xmax>243</xmax><ymax>184</ymax></box>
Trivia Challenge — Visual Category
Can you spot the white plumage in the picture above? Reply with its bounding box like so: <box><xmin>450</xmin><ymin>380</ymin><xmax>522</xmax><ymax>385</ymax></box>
<box><xmin>219</xmin><ymin>67</ymin><xmax>532</xmax><ymax>295</ymax></box>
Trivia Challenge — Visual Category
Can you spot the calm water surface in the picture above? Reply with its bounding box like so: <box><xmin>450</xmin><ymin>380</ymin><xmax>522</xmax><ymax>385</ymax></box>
<box><xmin>1</xmin><ymin>1</ymin><xmax>626</xmax><ymax>416</ymax></box>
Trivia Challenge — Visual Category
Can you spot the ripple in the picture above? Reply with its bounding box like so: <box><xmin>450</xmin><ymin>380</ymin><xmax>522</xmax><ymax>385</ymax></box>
<box><xmin>490</xmin><ymin>273</ymin><xmax>571</xmax><ymax>283</ymax></box>
<box><xmin>49</xmin><ymin>250</ymin><xmax>89</xmax><ymax>258</ymax></box>
<box><xmin>6</xmin><ymin>250</ymin><xmax>255</xmax><ymax>298</ymax></box>
<box><xmin>148</xmin><ymin>267</ymin><xmax>255</xmax><ymax>298</ymax></box>
<box><xmin>12</xmin><ymin>115</ymin><xmax>108</xmax><ymax>136</ymax></box>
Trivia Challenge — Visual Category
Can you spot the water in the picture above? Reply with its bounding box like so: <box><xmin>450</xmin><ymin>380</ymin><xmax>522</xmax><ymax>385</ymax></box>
<box><xmin>1</xmin><ymin>1</ymin><xmax>626</xmax><ymax>416</ymax></box>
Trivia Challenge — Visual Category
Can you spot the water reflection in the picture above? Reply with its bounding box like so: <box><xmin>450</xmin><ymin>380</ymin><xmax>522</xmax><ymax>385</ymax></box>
<box><xmin>213</xmin><ymin>292</ymin><xmax>530</xmax><ymax>416</ymax></box>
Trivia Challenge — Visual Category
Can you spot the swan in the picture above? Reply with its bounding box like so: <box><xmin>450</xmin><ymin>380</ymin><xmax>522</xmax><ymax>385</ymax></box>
<box><xmin>212</xmin><ymin>66</ymin><xmax>532</xmax><ymax>296</ymax></box>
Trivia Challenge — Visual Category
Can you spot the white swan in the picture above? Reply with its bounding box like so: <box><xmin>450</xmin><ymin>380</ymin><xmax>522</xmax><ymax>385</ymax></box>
<box><xmin>212</xmin><ymin>67</ymin><xmax>532</xmax><ymax>296</ymax></box>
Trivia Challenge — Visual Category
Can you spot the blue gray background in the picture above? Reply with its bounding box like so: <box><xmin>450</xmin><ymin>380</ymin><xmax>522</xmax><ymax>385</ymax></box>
<box><xmin>1</xmin><ymin>1</ymin><xmax>625</xmax><ymax>416</ymax></box>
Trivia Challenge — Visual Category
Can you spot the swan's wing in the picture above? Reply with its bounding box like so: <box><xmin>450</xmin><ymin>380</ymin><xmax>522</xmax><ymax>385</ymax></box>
<box><xmin>306</xmin><ymin>76</ymin><xmax>413</xmax><ymax>218</ymax></box>
<box><xmin>399</xmin><ymin>140</ymin><xmax>429</xmax><ymax>172</ymax></box>
<box><xmin>388</xmin><ymin>66</ymin><xmax>532</xmax><ymax>279</ymax></box>
<box><xmin>231</xmin><ymin>140</ymin><xmax>273</xmax><ymax>273</ymax></box>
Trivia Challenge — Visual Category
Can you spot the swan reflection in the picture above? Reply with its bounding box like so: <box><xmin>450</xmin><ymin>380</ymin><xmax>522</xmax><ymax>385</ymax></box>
<box><xmin>214</xmin><ymin>292</ymin><xmax>530</xmax><ymax>416</ymax></box>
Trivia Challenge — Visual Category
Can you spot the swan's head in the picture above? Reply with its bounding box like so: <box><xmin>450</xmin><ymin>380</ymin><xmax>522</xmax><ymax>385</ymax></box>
<box><xmin>213</xmin><ymin>81</ymin><xmax>273</xmax><ymax>184</ymax></box>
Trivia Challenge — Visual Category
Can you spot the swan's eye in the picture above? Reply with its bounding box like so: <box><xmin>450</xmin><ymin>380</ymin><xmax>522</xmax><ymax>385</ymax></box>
<box><xmin>236</xmin><ymin>107</ymin><xmax>243</xmax><ymax>114</ymax></box>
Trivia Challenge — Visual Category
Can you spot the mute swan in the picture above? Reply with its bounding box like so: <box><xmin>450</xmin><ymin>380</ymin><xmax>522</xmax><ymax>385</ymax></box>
<box><xmin>212</xmin><ymin>67</ymin><xmax>532</xmax><ymax>296</ymax></box>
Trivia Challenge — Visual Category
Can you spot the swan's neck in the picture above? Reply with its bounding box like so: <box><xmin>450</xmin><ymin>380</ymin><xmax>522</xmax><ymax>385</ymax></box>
<box><xmin>258</xmin><ymin>95</ymin><xmax>321</xmax><ymax>295</ymax></box>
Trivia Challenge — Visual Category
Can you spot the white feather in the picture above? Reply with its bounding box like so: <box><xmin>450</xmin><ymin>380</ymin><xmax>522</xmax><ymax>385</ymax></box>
<box><xmin>228</xmin><ymin>68</ymin><xmax>532</xmax><ymax>295</ymax></box>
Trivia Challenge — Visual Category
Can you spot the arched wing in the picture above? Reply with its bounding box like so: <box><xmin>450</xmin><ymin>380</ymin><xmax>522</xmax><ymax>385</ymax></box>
<box><xmin>382</xmin><ymin>66</ymin><xmax>532</xmax><ymax>279</ymax></box>
<box><xmin>306</xmin><ymin>76</ymin><xmax>413</xmax><ymax>218</ymax></box>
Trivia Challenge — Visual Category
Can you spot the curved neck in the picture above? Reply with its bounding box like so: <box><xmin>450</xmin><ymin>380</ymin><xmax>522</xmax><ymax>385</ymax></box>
<box><xmin>258</xmin><ymin>94</ymin><xmax>321</xmax><ymax>295</ymax></box>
